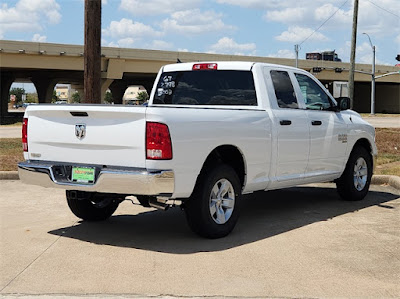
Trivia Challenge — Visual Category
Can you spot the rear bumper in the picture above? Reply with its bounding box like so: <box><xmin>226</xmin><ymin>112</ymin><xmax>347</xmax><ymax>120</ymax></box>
<box><xmin>18</xmin><ymin>160</ymin><xmax>174</xmax><ymax>196</ymax></box>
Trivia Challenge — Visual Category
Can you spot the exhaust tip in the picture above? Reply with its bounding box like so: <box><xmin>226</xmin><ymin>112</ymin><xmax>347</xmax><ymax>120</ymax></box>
<box><xmin>148</xmin><ymin>198</ymin><xmax>169</xmax><ymax>211</ymax></box>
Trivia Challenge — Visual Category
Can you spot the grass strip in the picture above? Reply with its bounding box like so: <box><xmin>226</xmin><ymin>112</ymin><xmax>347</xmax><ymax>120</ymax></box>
<box><xmin>0</xmin><ymin>138</ymin><xmax>24</xmax><ymax>171</ymax></box>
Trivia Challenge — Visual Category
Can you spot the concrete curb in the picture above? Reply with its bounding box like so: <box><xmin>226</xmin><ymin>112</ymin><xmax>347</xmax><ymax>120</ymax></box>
<box><xmin>1</xmin><ymin>171</ymin><xmax>399</xmax><ymax>190</ymax></box>
<box><xmin>371</xmin><ymin>175</ymin><xmax>400</xmax><ymax>190</ymax></box>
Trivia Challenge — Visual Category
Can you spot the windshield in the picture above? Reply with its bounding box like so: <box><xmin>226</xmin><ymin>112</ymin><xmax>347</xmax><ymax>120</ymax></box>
<box><xmin>153</xmin><ymin>70</ymin><xmax>257</xmax><ymax>106</ymax></box>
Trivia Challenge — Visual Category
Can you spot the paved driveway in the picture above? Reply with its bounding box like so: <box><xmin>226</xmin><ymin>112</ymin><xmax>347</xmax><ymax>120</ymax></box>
<box><xmin>363</xmin><ymin>116</ymin><xmax>400</xmax><ymax>128</ymax></box>
<box><xmin>1</xmin><ymin>181</ymin><xmax>399</xmax><ymax>298</ymax></box>
<box><xmin>0</xmin><ymin>127</ymin><xmax>21</xmax><ymax>138</ymax></box>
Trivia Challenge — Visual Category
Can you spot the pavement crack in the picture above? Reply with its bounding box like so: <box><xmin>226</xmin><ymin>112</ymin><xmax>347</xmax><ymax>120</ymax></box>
<box><xmin>0</xmin><ymin>220</ymin><xmax>79</xmax><ymax>292</ymax></box>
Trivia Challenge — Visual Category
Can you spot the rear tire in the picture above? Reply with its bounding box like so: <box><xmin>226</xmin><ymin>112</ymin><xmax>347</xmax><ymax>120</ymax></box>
<box><xmin>66</xmin><ymin>191</ymin><xmax>120</xmax><ymax>221</ymax></box>
<box><xmin>336</xmin><ymin>146</ymin><xmax>372</xmax><ymax>201</ymax></box>
<box><xmin>184</xmin><ymin>164</ymin><xmax>242</xmax><ymax>239</ymax></box>
<box><xmin>136</xmin><ymin>195</ymin><xmax>152</xmax><ymax>207</ymax></box>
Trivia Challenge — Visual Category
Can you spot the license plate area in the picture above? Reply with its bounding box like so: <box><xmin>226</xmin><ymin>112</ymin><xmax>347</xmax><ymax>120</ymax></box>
<box><xmin>71</xmin><ymin>166</ymin><xmax>95</xmax><ymax>184</ymax></box>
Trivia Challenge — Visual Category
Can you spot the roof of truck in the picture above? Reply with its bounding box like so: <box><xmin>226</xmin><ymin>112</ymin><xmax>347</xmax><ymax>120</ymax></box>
<box><xmin>162</xmin><ymin>61</ymin><xmax>301</xmax><ymax>72</ymax></box>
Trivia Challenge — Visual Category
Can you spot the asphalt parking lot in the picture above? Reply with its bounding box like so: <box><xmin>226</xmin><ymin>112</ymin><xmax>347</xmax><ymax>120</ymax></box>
<box><xmin>1</xmin><ymin>181</ymin><xmax>399</xmax><ymax>298</ymax></box>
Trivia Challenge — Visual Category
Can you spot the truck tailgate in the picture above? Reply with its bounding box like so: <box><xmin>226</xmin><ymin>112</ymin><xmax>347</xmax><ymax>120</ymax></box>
<box><xmin>25</xmin><ymin>105</ymin><xmax>146</xmax><ymax>168</ymax></box>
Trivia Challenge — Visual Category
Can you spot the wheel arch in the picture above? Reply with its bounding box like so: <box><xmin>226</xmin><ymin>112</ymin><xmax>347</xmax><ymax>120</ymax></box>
<box><xmin>353</xmin><ymin>138</ymin><xmax>372</xmax><ymax>152</ymax></box>
<box><xmin>198</xmin><ymin>144</ymin><xmax>247</xmax><ymax>189</ymax></box>
<box><xmin>350</xmin><ymin>137</ymin><xmax>376</xmax><ymax>169</ymax></box>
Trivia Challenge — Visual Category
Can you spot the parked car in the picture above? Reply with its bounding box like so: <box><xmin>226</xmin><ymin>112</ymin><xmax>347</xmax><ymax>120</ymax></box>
<box><xmin>22</xmin><ymin>103</ymin><xmax>38</xmax><ymax>108</ymax></box>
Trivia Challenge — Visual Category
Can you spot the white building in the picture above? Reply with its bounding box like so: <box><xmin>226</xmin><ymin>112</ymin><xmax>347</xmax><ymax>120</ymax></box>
<box><xmin>55</xmin><ymin>85</ymin><xmax>70</xmax><ymax>101</ymax></box>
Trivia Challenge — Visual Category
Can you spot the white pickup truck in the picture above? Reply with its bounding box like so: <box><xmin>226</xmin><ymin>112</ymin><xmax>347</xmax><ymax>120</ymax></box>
<box><xmin>18</xmin><ymin>61</ymin><xmax>377</xmax><ymax>238</ymax></box>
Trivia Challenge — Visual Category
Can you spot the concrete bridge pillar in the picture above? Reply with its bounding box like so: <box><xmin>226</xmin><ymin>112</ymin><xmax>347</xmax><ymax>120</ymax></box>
<box><xmin>31</xmin><ymin>76</ymin><xmax>58</xmax><ymax>103</ymax></box>
<box><xmin>0</xmin><ymin>72</ymin><xmax>15</xmax><ymax>124</ymax></box>
<box><xmin>109</xmin><ymin>80</ymin><xmax>128</xmax><ymax>104</ymax></box>
<box><xmin>101</xmin><ymin>79</ymin><xmax>114</xmax><ymax>103</ymax></box>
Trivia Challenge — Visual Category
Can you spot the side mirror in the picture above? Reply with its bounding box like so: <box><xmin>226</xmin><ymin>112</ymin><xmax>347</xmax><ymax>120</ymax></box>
<box><xmin>336</xmin><ymin>97</ymin><xmax>350</xmax><ymax>111</ymax></box>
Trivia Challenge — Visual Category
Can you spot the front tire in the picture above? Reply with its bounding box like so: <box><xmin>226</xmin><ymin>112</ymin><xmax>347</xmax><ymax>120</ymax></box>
<box><xmin>66</xmin><ymin>191</ymin><xmax>120</xmax><ymax>221</ymax></box>
<box><xmin>336</xmin><ymin>146</ymin><xmax>372</xmax><ymax>201</ymax></box>
<box><xmin>184</xmin><ymin>164</ymin><xmax>242</xmax><ymax>239</ymax></box>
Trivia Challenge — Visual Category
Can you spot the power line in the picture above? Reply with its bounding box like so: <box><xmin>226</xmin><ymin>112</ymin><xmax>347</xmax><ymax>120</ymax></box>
<box><xmin>299</xmin><ymin>0</ymin><xmax>349</xmax><ymax>46</ymax></box>
<box><xmin>366</xmin><ymin>0</ymin><xmax>400</xmax><ymax>19</ymax></box>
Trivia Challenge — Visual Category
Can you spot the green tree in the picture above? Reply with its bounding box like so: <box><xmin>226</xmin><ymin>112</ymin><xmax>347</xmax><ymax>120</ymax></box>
<box><xmin>71</xmin><ymin>92</ymin><xmax>81</xmax><ymax>103</ymax></box>
<box><xmin>25</xmin><ymin>93</ymin><xmax>38</xmax><ymax>103</ymax></box>
<box><xmin>9</xmin><ymin>87</ymin><xmax>25</xmax><ymax>104</ymax></box>
<box><xmin>104</xmin><ymin>90</ymin><xmax>113</xmax><ymax>103</ymax></box>
<box><xmin>52</xmin><ymin>90</ymin><xmax>59</xmax><ymax>103</ymax></box>
<box><xmin>137</xmin><ymin>91</ymin><xmax>149</xmax><ymax>102</ymax></box>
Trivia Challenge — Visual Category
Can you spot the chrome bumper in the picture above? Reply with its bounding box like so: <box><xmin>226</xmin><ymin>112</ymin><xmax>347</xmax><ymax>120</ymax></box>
<box><xmin>18</xmin><ymin>161</ymin><xmax>174</xmax><ymax>196</ymax></box>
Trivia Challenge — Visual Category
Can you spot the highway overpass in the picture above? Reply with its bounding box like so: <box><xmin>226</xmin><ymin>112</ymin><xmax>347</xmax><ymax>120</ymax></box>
<box><xmin>1</xmin><ymin>40</ymin><xmax>399</xmax><ymax>123</ymax></box>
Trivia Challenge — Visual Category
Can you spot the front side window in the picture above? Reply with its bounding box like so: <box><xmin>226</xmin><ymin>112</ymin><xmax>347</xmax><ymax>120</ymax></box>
<box><xmin>153</xmin><ymin>70</ymin><xmax>257</xmax><ymax>106</ymax></box>
<box><xmin>270</xmin><ymin>70</ymin><xmax>298</xmax><ymax>109</ymax></box>
<box><xmin>295</xmin><ymin>73</ymin><xmax>332</xmax><ymax>110</ymax></box>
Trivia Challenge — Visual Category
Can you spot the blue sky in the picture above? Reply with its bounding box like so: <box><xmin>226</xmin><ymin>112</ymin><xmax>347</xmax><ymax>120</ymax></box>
<box><xmin>1</xmin><ymin>0</ymin><xmax>399</xmax><ymax>70</ymax></box>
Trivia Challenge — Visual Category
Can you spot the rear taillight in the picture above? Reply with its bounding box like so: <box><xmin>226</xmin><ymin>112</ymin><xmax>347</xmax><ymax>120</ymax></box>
<box><xmin>146</xmin><ymin>122</ymin><xmax>172</xmax><ymax>160</ymax></box>
<box><xmin>192</xmin><ymin>63</ymin><xmax>218</xmax><ymax>70</ymax></box>
<box><xmin>22</xmin><ymin>118</ymin><xmax>28</xmax><ymax>152</ymax></box>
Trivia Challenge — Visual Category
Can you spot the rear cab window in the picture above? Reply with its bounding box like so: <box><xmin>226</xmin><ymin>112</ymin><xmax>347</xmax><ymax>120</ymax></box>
<box><xmin>270</xmin><ymin>70</ymin><xmax>299</xmax><ymax>109</ymax></box>
<box><xmin>153</xmin><ymin>68</ymin><xmax>257</xmax><ymax>106</ymax></box>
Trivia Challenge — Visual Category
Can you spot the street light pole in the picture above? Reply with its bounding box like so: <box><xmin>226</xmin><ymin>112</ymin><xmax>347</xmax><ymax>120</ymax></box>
<box><xmin>371</xmin><ymin>45</ymin><xmax>375</xmax><ymax>115</ymax></box>
<box><xmin>294</xmin><ymin>44</ymin><xmax>299</xmax><ymax>68</ymax></box>
<box><xmin>363</xmin><ymin>33</ymin><xmax>375</xmax><ymax>115</ymax></box>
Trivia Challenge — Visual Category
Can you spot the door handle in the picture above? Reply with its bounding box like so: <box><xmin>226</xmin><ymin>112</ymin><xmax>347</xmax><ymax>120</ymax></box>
<box><xmin>312</xmin><ymin>120</ymin><xmax>322</xmax><ymax>126</ymax></box>
<box><xmin>280</xmin><ymin>120</ymin><xmax>292</xmax><ymax>126</ymax></box>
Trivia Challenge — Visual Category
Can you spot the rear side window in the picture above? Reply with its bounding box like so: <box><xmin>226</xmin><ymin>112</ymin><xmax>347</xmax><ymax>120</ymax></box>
<box><xmin>153</xmin><ymin>70</ymin><xmax>257</xmax><ymax>106</ymax></box>
<box><xmin>270</xmin><ymin>70</ymin><xmax>298</xmax><ymax>109</ymax></box>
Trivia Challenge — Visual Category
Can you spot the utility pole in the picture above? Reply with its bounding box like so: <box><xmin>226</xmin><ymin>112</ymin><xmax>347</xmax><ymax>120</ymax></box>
<box><xmin>348</xmin><ymin>0</ymin><xmax>359</xmax><ymax>109</ymax></box>
<box><xmin>294</xmin><ymin>44</ymin><xmax>299</xmax><ymax>68</ymax></box>
<box><xmin>84</xmin><ymin>0</ymin><xmax>101</xmax><ymax>104</ymax></box>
